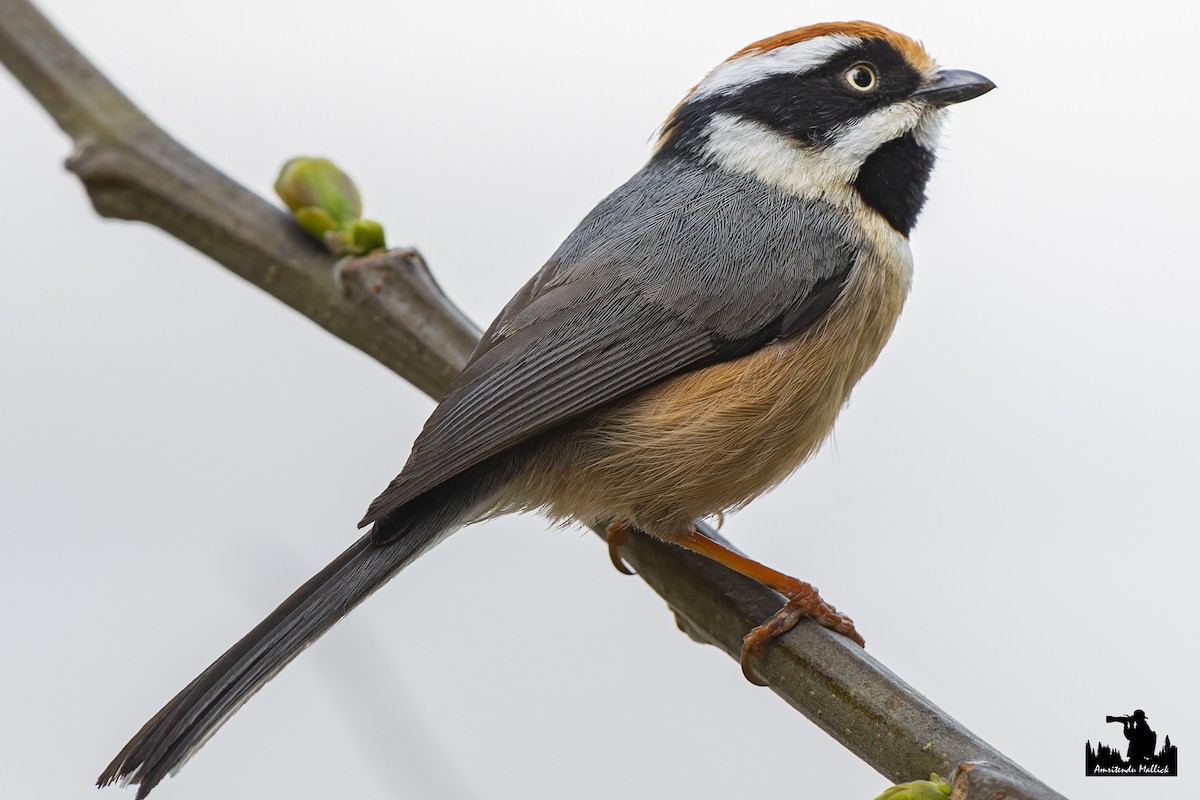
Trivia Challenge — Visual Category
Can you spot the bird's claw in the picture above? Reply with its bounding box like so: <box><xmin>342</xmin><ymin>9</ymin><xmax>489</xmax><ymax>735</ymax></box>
<box><xmin>739</xmin><ymin>584</ymin><xmax>864</xmax><ymax>685</ymax></box>
<box><xmin>605</xmin><ymin>521</ymin><xmax>636</xmax><ymax>576</ymax></box>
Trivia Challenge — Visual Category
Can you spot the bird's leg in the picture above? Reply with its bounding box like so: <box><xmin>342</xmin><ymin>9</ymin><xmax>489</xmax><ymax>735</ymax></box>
<box><xmin>673</xmin><ymin>528</ymin><xmax>864</xmax><ymax>685</ymax></box>
<box><xmin>605</xmin><ymin>520</ymin><xmax>637</xmax><ymax>575</ymax></box>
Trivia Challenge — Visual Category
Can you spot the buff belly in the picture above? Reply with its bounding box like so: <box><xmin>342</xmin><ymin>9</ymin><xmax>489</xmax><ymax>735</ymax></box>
<box><xmin>497</xmin><ymin>242</ymin><xmax>911</xmax><ymax>540</ymax></box>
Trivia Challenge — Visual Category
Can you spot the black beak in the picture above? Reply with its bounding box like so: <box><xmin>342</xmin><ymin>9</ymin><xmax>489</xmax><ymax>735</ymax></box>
<box><xmin>912</xmin><ymin>69</ymin><xmax>995</xmax><ymax>107</ymax></box>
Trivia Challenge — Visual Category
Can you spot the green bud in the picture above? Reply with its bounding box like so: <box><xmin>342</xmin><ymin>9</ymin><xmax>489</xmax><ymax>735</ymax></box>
<box><xmin>293</xmin><ymin>207</ymin><xmax>338</xmax><ymax>239</ymax></box>
<box><xmin>348</xmin><ymin>218</ymin><xmax>386</xmax><ymax>254</ymax></box>
<box><xmin>275</xmin><ymin>156</ymin><xmax>387</xmax><ymax>255</ymax></box>
<box><xmin>275</xmin><ymin>157</ymin><xmax>362</xmax><ymax>227</ymax></box>
<box><xmin>872</xmin><ymin>774</ymin><xmax>951</xmax><ymax>800</ymax></box>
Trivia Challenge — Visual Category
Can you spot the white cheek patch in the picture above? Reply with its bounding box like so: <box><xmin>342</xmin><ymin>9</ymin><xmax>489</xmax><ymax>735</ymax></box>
<box><xmin>700</xmin><ymin>103</ymin><xmax>934</xmax><ymax>199</ymax></box>
<box><xmin>691</xmin><ymin>35</ymin><xmax>860</xmax><ymax>100</ymax></box>
<box><xmin>825</xmin><ymin>101</ymin><xmax>926</xmax><ymax>167</ymax></box>
<box><xmin>700</xmin><ymin>113</ymin><xmax>850</xmax><ymax>197</ymax></box>
<box><xmin>912</xmin><ymin>107</ymin><xmax>946</xmax><ymax>151</ymax></box>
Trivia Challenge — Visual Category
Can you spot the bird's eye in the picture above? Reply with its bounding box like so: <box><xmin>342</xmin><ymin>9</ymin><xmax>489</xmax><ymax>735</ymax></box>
<box><xmin>845</xmin><ymin>64</ymin><xmax>877</xmax><ymax>92</ymax></box>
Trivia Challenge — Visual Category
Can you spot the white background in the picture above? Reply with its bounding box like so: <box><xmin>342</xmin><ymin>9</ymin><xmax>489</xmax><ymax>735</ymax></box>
<box><xmin>2</xmin><ymin>2</ymin><xmax>1196</xmax><ymax>799</ymax></box>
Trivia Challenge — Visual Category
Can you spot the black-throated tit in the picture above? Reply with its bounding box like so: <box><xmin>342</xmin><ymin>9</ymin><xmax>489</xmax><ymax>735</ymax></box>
<box><xmin>101</xmin><ymin>21</ymin><xmax>993</xmax><ymax>797</ymax></box>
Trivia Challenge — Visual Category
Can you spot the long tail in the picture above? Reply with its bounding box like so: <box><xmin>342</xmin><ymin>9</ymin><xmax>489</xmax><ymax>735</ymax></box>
<box><xmin>98</xmin><ymin>476</ymin><xmax>489</xmax><ymax>799</ymax></box>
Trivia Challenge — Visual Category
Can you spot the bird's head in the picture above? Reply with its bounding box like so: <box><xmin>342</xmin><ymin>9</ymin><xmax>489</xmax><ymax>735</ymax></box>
<box><xmin>656</xmin><ymin>22</ymin><xmax>994</xmax><ymax>235</ymax></box>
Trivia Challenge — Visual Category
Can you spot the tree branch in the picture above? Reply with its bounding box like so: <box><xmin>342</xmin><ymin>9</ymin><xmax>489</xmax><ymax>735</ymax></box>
<box><xmin>0</xmin><ymin>2</ymin><xmax>1066</xmax><ymax>797</ymax></box>
<box><xmin>0</xmin><ymin>0</ymin><xmax>475</xmax><ymax>399</ymax></box>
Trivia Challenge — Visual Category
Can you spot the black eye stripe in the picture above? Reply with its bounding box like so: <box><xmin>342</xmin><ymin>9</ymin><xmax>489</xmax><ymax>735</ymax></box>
<box><xmin>656</xmin><ymin>39</ymin><xmax>925</xmax><ymax>158</ymax></box>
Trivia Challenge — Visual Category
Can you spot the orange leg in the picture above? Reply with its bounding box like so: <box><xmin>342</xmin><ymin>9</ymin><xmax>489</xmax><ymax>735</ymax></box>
<box><xmin>674</xmin><ymin>528</ymin><xmax>864</xmax><ymax>685</ymax></box>
<box><xmin>605</xmin><ymin>520</ymin><xmax>636</xmax><ymax>575</ymax></box>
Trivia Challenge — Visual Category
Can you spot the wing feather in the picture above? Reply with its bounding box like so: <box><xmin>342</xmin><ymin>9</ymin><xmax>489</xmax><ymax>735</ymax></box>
<box><xmin>362</xmin><ymin>159</ymin><xmax>857</xmax><ymax>528</ymax></box>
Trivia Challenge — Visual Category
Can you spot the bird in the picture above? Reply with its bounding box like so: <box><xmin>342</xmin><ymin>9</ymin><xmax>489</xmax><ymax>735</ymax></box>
<box><xmin>99</xmin><ymin>21</ymin><xmax>993</xmax><ymax>797</ymax></box>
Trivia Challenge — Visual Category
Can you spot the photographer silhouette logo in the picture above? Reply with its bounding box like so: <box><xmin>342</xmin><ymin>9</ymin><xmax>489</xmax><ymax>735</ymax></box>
<box><xmin>1086</xmin><ymin>709</ymin><xmax>1178</xmax><ymax>776</ymax></box>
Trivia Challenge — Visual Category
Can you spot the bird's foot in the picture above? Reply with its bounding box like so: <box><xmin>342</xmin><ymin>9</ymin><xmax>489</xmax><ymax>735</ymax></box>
<box><xmin>605</xmin><ymin>520</ymin><xmax>636</xmax><ymax>575</ymax></box>
<box><xmin>739</xmin><ymin>583</ymin><xmax>864</xmax><ymax>685</ymax></box>
<box><xmin>664</xmin><ymin>527</ymin><xmax>863</xmax><ymax>685</ymax></box>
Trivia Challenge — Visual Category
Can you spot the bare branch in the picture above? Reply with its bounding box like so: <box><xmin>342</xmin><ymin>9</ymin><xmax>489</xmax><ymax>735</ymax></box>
<box><xmin>0</xmin><ymin>2</ymin><xmax>1066</xmax><ymax>797</ymax></box>
<box><xmin>0</xmin><ymin>0</ymin><xmax>470</xmax><ymax>398</ymax></box>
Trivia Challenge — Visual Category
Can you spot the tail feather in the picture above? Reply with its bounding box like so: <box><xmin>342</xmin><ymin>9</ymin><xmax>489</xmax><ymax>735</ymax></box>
<box><xmin>98</xmin><ymin>481</ymin><xmax>480</xmax><ymax>798</ymax></box>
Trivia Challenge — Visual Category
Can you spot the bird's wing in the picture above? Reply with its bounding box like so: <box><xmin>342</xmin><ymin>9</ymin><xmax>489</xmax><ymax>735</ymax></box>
<box><xmin>361</xmin><ymin>160</ymin><xmax>857</xmax><ymax>527</ymax></box>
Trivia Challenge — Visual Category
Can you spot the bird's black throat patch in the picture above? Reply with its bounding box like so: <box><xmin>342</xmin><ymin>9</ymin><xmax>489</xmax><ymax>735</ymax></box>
<box><xmin>853</xmin><ymin>132</ymin><xmax>935</xmax><ymax>236</ymax></box>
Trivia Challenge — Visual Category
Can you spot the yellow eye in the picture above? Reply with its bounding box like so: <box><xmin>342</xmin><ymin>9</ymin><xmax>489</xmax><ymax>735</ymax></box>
<box><xmin>845</xmin><ymin>64</ymin><xmax>877</xmax><ymax>92</ymax></box>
